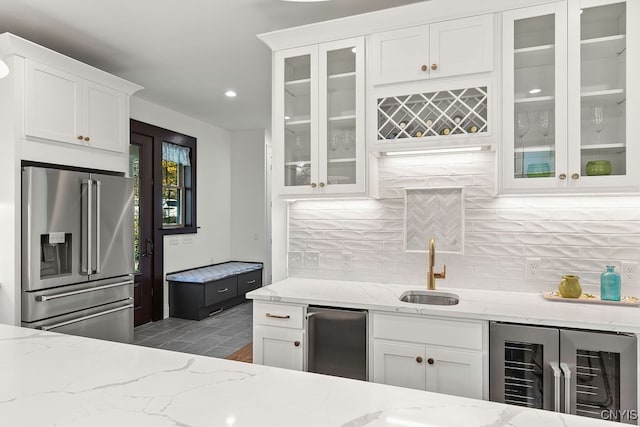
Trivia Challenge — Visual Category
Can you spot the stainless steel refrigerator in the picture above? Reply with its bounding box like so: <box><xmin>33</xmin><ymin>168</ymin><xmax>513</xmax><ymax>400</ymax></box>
<box><xmin>21</xmin><ymin>165</ymin><xmax>135</xmax><ymax>343</ymax></box>
<box><xmin>490</xmin><ymin>322</ymin><xmax>637</xmax><ymax>424</ymax></box>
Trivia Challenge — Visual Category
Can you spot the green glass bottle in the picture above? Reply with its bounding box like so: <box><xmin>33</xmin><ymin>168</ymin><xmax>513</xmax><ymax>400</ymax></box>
<box><xmin>600</xmin><ymin>265</ymin><xmax>621</xmax><ymax>301</ymax></box>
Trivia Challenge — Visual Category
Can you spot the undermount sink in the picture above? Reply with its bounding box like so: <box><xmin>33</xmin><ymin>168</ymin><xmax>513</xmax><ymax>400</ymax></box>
<box><xmin>399</xmin><ymin>290</ymin><xmax>460</xmax><ymax>306</ymax></box>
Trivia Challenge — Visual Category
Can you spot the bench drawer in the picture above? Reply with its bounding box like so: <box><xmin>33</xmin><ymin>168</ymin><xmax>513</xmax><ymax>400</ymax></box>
<box><xmin>204</xmin><ymin>277</ymin><xmax>238</xmax><ymax>306</ymax></box>
<box><xmin>238</xmin><ymin>270</ymin><xmax>262</xmax><ymax>294</ymax></box>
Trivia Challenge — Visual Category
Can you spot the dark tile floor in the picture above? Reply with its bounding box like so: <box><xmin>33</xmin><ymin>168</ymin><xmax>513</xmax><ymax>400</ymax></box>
<box><xmin>133</xmin><ymin>301</ymin><xmax>252</xmax><ymax>358</ymax></box>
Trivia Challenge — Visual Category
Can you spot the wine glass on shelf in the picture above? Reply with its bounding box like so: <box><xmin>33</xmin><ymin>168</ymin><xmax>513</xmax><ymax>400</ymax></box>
<box><xmin>328</xmin><ymin>131</ymin><xmax>339</xmax><ymax>152</ymax></box>
<box><xmin>515</xmin><ymin>112</ymin><xmax>530</xmax><ymax>177</ymax></box>
<box><xmin>591</xmin><ymin>104</ymin><xmax>606</xmax><ymax>145</ymax></box>
<box><xmin>537</xmin><ymin>110</ymin><xmax>552</xmax><ymax>146</ymax></box>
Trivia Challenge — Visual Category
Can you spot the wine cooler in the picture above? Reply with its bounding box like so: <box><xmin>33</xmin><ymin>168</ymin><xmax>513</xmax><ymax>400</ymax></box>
<box><xmin>490</xmin><ymin>322</ymin><xmax>637</xmax><ymax>424</ymax></box>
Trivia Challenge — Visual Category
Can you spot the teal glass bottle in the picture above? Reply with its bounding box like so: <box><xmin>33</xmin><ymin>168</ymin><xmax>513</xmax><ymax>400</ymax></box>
<box><xmin>600</xmin><ymin>265</ymin><xmax>621</xmax><ymax>301</ymax></box>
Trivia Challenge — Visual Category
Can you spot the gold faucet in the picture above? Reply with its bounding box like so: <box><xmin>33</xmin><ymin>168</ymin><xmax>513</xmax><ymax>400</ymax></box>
<box><xmin>428</xmin><ymin>238</ymin><xmax>446</xmax><ymax>290</ymax></box>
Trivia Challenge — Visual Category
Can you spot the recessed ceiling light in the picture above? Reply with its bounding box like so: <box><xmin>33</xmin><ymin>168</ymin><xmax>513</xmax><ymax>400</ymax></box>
<box><xmin>529</xmin><ymin>88</ymin><xmax>542</xmax><ymax>94</ymax></box>
<box><xmin>351</xmin><ymin>47</ymin><xmax>356</xmax><ymax>53</ymax></box>
<box><xmin>225</xmin><ymin>90</ymin><xmax>237</xmax><ymax>98</ymax></box>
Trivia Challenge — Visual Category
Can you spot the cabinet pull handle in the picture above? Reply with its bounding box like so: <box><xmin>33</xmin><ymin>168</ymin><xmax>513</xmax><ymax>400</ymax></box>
<box><xmin>560</xmin><ymin>363</ymin><xmax>572</xmax><ymax>414</ymax></box>
<box><xmin>421</xmin><ymin>64</ymin><xmax>428</xmax><ymax>72</ymax></box>
<box><xmin>319</xmin><ymin>182</ymin><xmax>325</xmax><ymax>188</ymax></box>
<box><xmin>559</xmin><ymin>173</ymin><xmax>567</xmax><ymax>180</ymax></box>
<box><xmin>571</xmin><ymin>173</ymin><xmax>580</xmax><ymax>180</ymax></box>
<box><xmin>217</xmin><ymin>288</ymin><xmax>229</xmax><ymax>293</ymax></box>
<box><xmin>550</xmin><ymin>362</ymin><xmax>561</xmax><ymax>413</ymax></box>
<box><xmin>310</xmin><ymin>182</ymin><xmax>317</xmax><ymax>188</ymax></box>
<box><xmin>416</xmin><ymin>356</ymin><xmax>423</xmax><ymax>363</ymax></box>
<box><xmin>266</xmin><ymin>313</ymin><xmax>290</xmax><ymax>319</ymax></box>
<box><xmin>294</xmin><ymin>340</ymin><xmax>300</xmax><ymax>347</ymax></box>
<box><xmin>84</xmin><ymin>136</ymin><xmax>90</xmax><ymax>142</ymax></box>
<box><xmin>77</xmin><ymin>135</ymin><xmax>84</xmax><ymax>140</ymax></box>
<box><xmin>431</xmin><ymin>64</ymin><xmax>438</xmax><ymax>70</ymax></box>
<box><xmin>427</xmin><ymin>358</ymin><xmax>435</xmax><ymax>365</ymax></box>
<box><xmin>247</xmin><ymin>280</ymin><xmax>256</xmax><ymax>284</ymax></box>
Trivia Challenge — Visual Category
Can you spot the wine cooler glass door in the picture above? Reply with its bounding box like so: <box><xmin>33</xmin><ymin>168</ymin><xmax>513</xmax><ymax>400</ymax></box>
<box><xmin>560</xmin><ymin>329</ymin><xmax>637</xmax><ymax>424</ymax></box>
<box><xmin>490</xmin><ymin>323</ymin><xmax>560</xmax><ymax>411</ymax></box>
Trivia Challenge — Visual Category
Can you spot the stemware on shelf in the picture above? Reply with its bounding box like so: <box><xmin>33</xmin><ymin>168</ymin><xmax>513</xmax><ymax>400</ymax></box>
<box><xmin>537</xmin><ymin>110</ymin><xmax>552</xmax><ymax>145</ymax></box>
<box><xmin>591</xmin><ymin>104</ymin><xmax>606</xmax><ymax>144</ymax></box>
<box><xmin>515</xmin><ymin>112</ymin><xmax>530</xmax><ymax>176</ymax></box>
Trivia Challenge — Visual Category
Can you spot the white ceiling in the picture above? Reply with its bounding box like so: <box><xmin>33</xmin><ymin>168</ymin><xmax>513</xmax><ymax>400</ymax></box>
<box><xmin>0</xmin><ymin>0</ymin><xmax>428</xmax><ymax>131</ymax></box>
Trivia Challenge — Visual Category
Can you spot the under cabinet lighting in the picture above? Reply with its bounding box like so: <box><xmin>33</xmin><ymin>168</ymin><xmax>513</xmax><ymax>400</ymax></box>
<box><xmin>0</xmin><ymin>59</ymin><xmax>9</xmax><ymax>79</ymax></box>
<box><xmin>382</xmin><ymin>146</ymin><xmax>489</xmax><ymax>157</ymax></box>
<box><xmin>225</xmin><ymin>90</ymin><xmax>237</xmax><ymax>98</ymax></box>
<box><xmin>529</xmin><ymin>88</ymin><xmax>542</xmax><ymax>94</ymax></box>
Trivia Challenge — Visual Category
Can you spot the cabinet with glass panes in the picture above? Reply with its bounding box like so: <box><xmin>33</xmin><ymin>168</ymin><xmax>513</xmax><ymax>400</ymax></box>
<box><xmin>274</xmin><ymin>37</ymin><xmax>365</xmax><ymax>198</ymax></box>
<box><xmin>501</xmin><ymin>0</ymin><xmax>637</xmax><ymax>193</ymax></box>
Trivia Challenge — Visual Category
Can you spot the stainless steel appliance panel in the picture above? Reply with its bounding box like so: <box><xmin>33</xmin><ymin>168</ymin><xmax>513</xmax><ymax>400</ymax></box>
<box><xmin>490</xmin><ymin>322</ymin><xmax>560</xmax><ymax>411</ymax></box>
<box><xmin>307</xmin><ymin>306</ymin><xmax>367</xmax><ymax>381</ymax></box>
<box><xmin>560</xmin><ymin>329</ymin><xmax>637</xmax><ymax>423</ymax></box>
<box><xmin>23</xmin><ymin>299</ymin><xmax>134</xmax><ymax>343</ymax></box>
<box><xmin>87</xmin><ymin>172</ymin><xmax>134</xmax><ymax>281</ymax></box>
<box><xmin>21</xmin><ymin>276</ymin><xmax>133</xmax><ymax>322</ymax></box>
<box><xmin>22</xmin><ymin>167</ymin><xmax>90</xmax><ymax>291</ymax></box>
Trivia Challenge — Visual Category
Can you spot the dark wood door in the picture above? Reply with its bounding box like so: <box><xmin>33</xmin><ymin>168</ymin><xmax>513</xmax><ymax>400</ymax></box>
<box><xmin>130</xmin><ymin>132</ymin><xmax>154</xmax><ymax>326</ymax></box>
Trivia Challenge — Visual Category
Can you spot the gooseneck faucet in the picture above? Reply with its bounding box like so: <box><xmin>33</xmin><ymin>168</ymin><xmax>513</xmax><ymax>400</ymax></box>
<box><xmin>428</xmin><ymin>238</ymin><xmax>446</xmax><ymax>290</ymax></box>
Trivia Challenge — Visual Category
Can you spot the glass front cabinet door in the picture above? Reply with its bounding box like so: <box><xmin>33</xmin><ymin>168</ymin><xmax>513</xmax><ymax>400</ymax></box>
<box><xmin>502</xmin><ymin>0</ymin><xmax>637</xmax><ymax>193</ymax></box>
<box><xmin>273</xmin><ymin>37</ymin><xmax>365</xmax><ymax>197</ymax></box>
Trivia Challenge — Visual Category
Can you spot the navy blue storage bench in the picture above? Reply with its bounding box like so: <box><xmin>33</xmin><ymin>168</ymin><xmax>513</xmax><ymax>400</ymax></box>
<box><xmin>166</xmin><ymin>261</ymin><xmax>263</xmax><ymax>320</ymax></box>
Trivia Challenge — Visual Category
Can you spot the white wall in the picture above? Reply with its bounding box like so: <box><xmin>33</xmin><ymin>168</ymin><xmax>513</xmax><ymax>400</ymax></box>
<box><xmin>230</xmin><ymin>129</ymin><xmax>267</xmax><ymax>270</ymax></box>
<box><xmin>130</xmin><ymin>97</ymin><xmax>232</xmax><ymax>317</ymax></box>
<box><xmin>287</xmin><ymin>150</ymin><xmax>640</xmax><ymax>296</ymax></box>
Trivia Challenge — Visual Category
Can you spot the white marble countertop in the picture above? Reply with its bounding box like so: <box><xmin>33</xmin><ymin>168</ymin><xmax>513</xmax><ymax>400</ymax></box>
<box><xmin>0</xmin><ymin>324</ymin><xmax>616</xmax><ymax>426</ymax></box>
<box><xmin>247</xmin><ymin>278</ymin><xmax>640</xmax><ymax>333</ymax></box>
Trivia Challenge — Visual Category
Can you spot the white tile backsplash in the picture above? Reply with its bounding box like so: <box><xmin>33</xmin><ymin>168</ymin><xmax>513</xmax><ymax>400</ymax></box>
<box><xmin>287</xmin><ymin>151</ymin><xmax>640</xmax><ymax>294</ymax></box>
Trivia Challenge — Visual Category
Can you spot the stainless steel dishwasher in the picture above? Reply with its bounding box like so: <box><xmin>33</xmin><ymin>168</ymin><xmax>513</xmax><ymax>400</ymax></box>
<box><xmin>307</xmin><ymin>306</ymin><xmax>367</xmax><ymax>381</ymax></box>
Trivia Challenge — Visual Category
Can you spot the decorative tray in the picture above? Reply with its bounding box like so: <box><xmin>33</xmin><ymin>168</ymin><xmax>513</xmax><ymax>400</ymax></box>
<box><xmin>542</xmin><ymin>291</ymin><xmax>640</xmax><ymax>307</ymax></box>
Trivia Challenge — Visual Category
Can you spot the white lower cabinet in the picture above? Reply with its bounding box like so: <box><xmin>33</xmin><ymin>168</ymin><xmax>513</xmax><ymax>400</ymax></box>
<box><xmin>252</xmin><ymin>301</ymin><xmax>306</xmax><ymax>371</ymax></box>
<box><xmin>371</xmin><ymin>312</ymin><xmax>487</xmax><ymax>399</ymax></box>
<box><xmin>253</xmin><ymin>325</ymin><xmax>304</xmax><ymax>371</ymax></box>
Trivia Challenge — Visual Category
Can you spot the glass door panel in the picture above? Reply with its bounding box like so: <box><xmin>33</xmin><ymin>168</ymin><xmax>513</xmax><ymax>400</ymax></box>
<box><xmin>575</xmin><ymin>349</ymin><xmax>621</xmax><ymax>418</ymax></box>
<box><xmin>579</xmin><ymin>2</ymin><xmax>626</xmax><ymax>178</ymax></box>
<box><xmin>513</xmin><ymin>14</ymin><xmax>557</xmax><ymax>180</ymax></box>
<box><xmin>284</xmin><ymin>54</ymin><xmax>312</xmax><ymax>187</ymax></box>
<box><xmin>504</xmin><ymin>341</ymin><xmax>545</xmax><ymax>408</ymax></box>
<box><xmin>326</xmin><ymin>46</ymin><xmax>356</xmax><ymax>187</ymax></box>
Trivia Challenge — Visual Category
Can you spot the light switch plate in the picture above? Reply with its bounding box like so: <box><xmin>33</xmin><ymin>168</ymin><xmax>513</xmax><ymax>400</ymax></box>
<box><xmin>288</xmin><ymin>251</ymin><xmax>303</xmax><ymax>267</ymax></box>
<box><xmin>304</xmin><ymin>251</ymin><xmax>320</xmax><ymax>268</ymax></box>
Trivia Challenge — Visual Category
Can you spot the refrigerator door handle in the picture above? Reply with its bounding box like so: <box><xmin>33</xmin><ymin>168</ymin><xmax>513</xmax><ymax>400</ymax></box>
<box><xmin>550</xmin><ymin>361</ymin><xmax>561</xmax><ymax>412</ymax></box>
<box><xmin>36</xmin><ymin>301</ymin><xmax>133</xmax><ymax>331</ymax></box>
<box><xmin>81</xmin><ymin>179</ymin><xmax>92</xmax><ymax>274</ymax></box>
<box><xmin>95</xmin><ymin>179</ymin><xmax>101</xmax><ymax>274</ymax></box>
<box><xmin>560</xmin><ymin>362</ymin><xmax>572</xmax><ymax>414</ymax></box>
<box><xmin>35</xmin><ymin>280</ymin><xmax>134</xmax><ymax>302</ymax></box>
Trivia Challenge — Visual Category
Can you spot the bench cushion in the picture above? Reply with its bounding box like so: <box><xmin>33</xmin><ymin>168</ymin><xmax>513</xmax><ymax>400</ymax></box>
<box><xmin>166</xmin><ymin>262</ymin><xmax>262</xmax><ymax>284</ymax></box>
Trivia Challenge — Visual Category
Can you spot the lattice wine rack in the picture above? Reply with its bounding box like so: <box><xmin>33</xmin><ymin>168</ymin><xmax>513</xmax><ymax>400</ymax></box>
<box><xmin>377</xmin><ymin>86</ymin><xmax>488</xmax><ymax>140</ymax></box>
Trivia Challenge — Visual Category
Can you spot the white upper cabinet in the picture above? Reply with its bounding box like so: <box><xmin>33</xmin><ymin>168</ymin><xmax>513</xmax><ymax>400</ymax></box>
<box><xmin>370</xmin><ymin>14</ymin><xmax>494</xmax><ymax>86</ymax></box>
<box><xmin>274</xmin><ymin>37</ymin><xmax>366</xmax><ymax>198</ymax></box>
<box><xmin>501</xmin><ymin>0</ymin><xmax>637</xmax><ymax>193</ymax></box>
<box><xmin>25</xmin><ymin>58</ymin><xmax>134</xmax><ymax>153</ymax></box>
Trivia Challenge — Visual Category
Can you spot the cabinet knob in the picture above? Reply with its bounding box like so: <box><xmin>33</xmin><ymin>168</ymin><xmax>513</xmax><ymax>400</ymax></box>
<box><xmin>559</xmin><ymin>173</ymin><xmax>567</xmax><ymax>180</ymax></box>
<box><xmin>84</xmin><ymin>136</ymin><xmax>90</xmax><ymax>142</ymax></box>
<box><xmin>310</xmin><ymin>182</ymin><xmax>317</xmax><ymax>188</ymax></box>
<box><xmin>294</xmin><ymin>340</ymin><xmax>300</xmax><ymax>347</ymax></box>
<box><xmin>427</xmin><ymin>358</ymin><xmax>435</xmax><ymax>365</ymax></box>
<box><xmin>571</xmin><ymin>173</ymin><xmax>580</xmax><ymax>180</ymax></box>
<box><xmin>319</xmin><ymin>182</ymin><xmax>325</xmax><ymax>188</ymax></box>
<box><xmin>77</xmin><ymin>135</ymin><xmax>84</xmax><ymax>140</ymax></box>
<box><xmin>431</xmin><ymin>64</ymin><xmax>438</xmax><ymax>70</ymax></box>
<box><xmin>421</xmin><ymin>64</ymin><xmax>428</xmax><ymax>72</ymax></box>
<box><xmin>416</xmin><ymin>356</ymin><xmax>423</xmax><ymax>363</ymax></box>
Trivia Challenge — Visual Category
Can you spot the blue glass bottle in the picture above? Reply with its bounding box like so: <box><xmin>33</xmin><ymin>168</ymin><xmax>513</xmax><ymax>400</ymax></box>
<box><xmin>601</xmin><ymin>265</ymin><xmax>621</xmax><ymax>301</ymax></box>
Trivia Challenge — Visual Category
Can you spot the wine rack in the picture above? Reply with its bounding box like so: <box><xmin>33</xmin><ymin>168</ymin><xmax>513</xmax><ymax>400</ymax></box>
<box><xmin>377</xmin><ymin>86</ymin><xmax>488</xmax><ymax>141</ymax></box>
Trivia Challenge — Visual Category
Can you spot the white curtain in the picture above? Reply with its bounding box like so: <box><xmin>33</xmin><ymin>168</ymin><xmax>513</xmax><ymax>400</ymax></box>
<box><xmin>162</xmin><ymin>142</ymin><xmax>191</xmax><ymax>166</ymax></box>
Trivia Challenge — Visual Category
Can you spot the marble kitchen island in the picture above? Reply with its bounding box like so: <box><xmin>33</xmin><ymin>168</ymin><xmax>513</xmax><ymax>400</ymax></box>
<box><xmin>0</xmin><ymin>324</ymin><xmax>615</xmax><ymax>426</ymax></box>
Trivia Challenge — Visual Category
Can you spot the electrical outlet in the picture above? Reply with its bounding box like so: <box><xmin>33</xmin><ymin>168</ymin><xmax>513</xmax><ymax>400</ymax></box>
<box><xmin>621</xmin><ymin>262</ymin><xmax>639</xmax><ymax>285</ymax></box>
<box><xmin>288</xmin><ymin>251</ymin><xmax>303</xmax><ymax>267</ymax></box>
<box><xmin>342</xmin><ymin>252</ymin><xmax>352</xmax><ymax>271</ymax></box>
<box><xmin>304</xmin><ymin>251</ymin><xmax>319</xmax><ymax>268</ymax></box>
<box><xmin>526</xmin><ymin>258</ymin><xmax>540</xmax><ymax>280</ymax></box>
